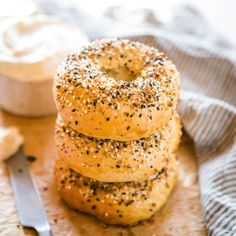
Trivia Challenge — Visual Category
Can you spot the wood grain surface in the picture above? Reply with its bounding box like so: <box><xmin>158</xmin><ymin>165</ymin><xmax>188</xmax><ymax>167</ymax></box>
<box><xmin>0</xmin><ymin>110</ymin><xmax>206</xmax><ymax>236</ymax></box>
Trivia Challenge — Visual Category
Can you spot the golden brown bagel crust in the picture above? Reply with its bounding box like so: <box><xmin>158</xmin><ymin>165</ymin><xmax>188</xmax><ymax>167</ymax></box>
<box><xmin>54</xmin><ymin>39</ymin><xmax>180</xmax><ymax>141</ymax></box>
<box><xmin>55</xmin><ymin>114</ymin><xmax>181</xmax><ymax>182</ymax></box>
<box><xmin>54</xmin><ymin>155</ymin><xmax>178</xmax><ymax>225</ymax></box>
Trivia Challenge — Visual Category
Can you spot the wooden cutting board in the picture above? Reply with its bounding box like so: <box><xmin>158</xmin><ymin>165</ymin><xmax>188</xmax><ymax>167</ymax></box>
<box><xmin>0</xmin><ymin>110</ymin><xmax>206</xmax><ymax>236</ymax></box>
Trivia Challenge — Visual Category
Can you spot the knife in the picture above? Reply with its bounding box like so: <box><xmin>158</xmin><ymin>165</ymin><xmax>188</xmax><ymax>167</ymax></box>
<box><xmin>6</xmin><ymin>147</ymin><xmax>52</xmax><ymax>236</ymax></box>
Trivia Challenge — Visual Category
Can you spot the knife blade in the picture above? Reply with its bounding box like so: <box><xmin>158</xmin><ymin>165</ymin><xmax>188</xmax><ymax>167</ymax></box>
<box><xmin>6</xmin><ymin>147</ymin><xmax>52</xmax><ymax>236</ymax></box>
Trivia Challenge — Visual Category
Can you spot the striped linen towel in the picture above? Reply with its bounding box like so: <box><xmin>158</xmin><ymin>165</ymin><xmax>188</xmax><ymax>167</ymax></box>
<box><xmin>128</xmin><ymin>33</ymin><xmax>236</xmax><ymax>236</ymax></box>
<box><xmin>39</xmin><ymin>1</ymin><xmax>236</xmax><ymax>235</ymax></box>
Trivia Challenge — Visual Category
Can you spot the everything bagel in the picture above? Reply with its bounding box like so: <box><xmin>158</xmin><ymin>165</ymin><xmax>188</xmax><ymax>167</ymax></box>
<box><xmin>54</xmin><ymin>39</ymin><xmax>180</xmax><ymax>141</ymax></box>
<box><xmin>54</xmin><ymin>155</ymin><xmax>178</xmax><ymax>225</ymax></box>
<box><xmin>55</xmin><ymin>114</ymin><xmax>181</xmax><ymax>182</ymax></box>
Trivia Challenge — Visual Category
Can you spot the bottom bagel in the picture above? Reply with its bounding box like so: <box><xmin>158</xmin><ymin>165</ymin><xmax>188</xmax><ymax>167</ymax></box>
<box><xmin>55</xmin><ymin>155</ymin><xmax>178</xmax><ymax>225</ymax></box>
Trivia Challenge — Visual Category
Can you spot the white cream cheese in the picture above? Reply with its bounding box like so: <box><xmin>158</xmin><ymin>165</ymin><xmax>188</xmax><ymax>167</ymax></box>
<box><xmin>0</xmin><ymin>15</ymin><xmax>88</xmax><ymax>116</ymax></box>
<box><xmin>0</xmin><ymin>127</ymin><xmax>24</xmax><ymax>162</ymax></box>
<box><xmin>0</xmin><ymin>15</ymin><xmax>88</xmax><ymax>81</ymax></box>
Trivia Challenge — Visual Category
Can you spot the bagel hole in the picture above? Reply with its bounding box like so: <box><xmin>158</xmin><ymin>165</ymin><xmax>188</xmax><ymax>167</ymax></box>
<box><xmin>102</xmin><ymin>66</ymin><xmax>137</xmax><ymax>82</ymax></box>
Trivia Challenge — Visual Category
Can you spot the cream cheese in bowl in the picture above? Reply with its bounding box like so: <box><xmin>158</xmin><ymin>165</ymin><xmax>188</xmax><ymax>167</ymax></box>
<box><xmin>0</xmin><ymin>15</ymin><xmax>88</xmax><ymax>117</ymax></box>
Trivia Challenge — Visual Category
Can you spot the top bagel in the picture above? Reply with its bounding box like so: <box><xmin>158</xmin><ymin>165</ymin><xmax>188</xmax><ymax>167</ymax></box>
<box><xmin>54</xmin><ymin>39</ymin><xmax>180</xmax><ymax>141</ymax></box>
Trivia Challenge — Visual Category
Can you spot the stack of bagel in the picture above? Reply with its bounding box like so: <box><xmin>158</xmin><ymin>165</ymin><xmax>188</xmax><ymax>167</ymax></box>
<box><xmin>53</xmin><ymin>39</ymin><xmax>182</xmax><ymax>225</ymax></box>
